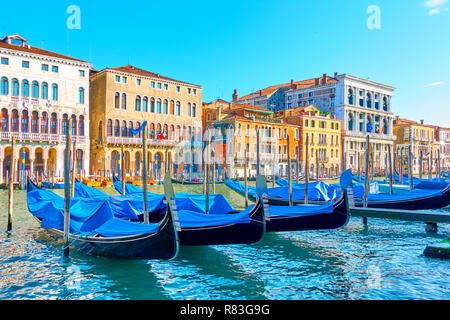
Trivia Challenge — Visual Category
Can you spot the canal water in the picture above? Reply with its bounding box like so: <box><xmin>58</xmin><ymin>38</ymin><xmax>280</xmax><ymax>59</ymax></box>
<box><xmin>0</xmin><ymin>183</ymin><xmax>449</xmax><ymax>300</ymax></box>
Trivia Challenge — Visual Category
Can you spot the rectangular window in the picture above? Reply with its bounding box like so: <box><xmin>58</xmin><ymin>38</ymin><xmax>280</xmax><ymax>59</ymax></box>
<box><xmin>42</xmin><ymin>64</ymin><xmax>49</xmax><ymax>71</ymax></box>
<box><xmin>193</xmin><ymin>88</ymin><xmax>197</xmax><ymax>95</ymax></box>
<box><xmin>188</xmin><ymin>88</ymin><xmax>191</xmax><ymax>94</ymax></box>
<box><xmin>115</xmin><ymin>76</ymin><xmax>120</xmax><ymax>82</ymax></box>
<box><xmin>22</xmin><ymin>61</ymin><xmax>30</xmax><ymax>68</ymax></box>
<box><xmin>151</xmin><ymin>81</ymin><xmax>155</xmax><ymax>88</ymax></box>
<box><xmin>122</xmin><ymin>77</ymin><xmax>127</xmax><ymax>83</ymax></box>
<box><xmin>164</xmin><ymin>84</ymin><xmax>168</xmax><ymax>90</ymax></box>
<box><xmin>79</xmin><ymin>70</ymin><xmax>85</xmax><ymax>77</ymax></box>
<box><xmin>1</xmin><ymin>58</ymin><xmax>8</xmax><ymax>65</ymax></box>
<box><xmin>157</xmin><ymin>83</ymin><xmax>162</xmax><ymax>89</ymax></box>
<box><xmin>176</xmin><ymin>86</ymin><xmax>180</xmax><ymax>92</ymax></box>
<box><xmin>298</xmin><ymin>93</ymin><xmax>303</xmax><ymax>99</ymax></box>
<box><xmin>136</xmin><ymin>79</ymin><xmax>141</xmax><ymax>86</ymax></box>
<box><xmin>52</xmin><ymin>66</ymin><xmax>59</xmax><ymax>73</ymax></box>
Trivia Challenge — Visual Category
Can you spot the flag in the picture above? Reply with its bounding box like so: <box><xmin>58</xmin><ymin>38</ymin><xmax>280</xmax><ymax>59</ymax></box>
<box><xmin>367</xmin><ymin>123</ymin><xmax>373</xmax><ymax>133</ymax></box>
<box><xmin>129</xmin><ymin>121</ymin><xmax>147</xmax><ymax>136</ymax></box>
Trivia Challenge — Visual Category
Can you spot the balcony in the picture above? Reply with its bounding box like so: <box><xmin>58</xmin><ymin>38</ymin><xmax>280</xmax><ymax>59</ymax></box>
<box><xmin>0</xmin><ymin>131</ymin><xmax>87</xmax><ymax>144</ymax></box>
<box><xmin>345</xmin><ymin>130</ymin><xmax>396</xmax><ymax>141</ymax></box>
<box><xmin>105</xmin><ymin>136</ymin><xmax>178</xmax><ymax>147</ymax></box>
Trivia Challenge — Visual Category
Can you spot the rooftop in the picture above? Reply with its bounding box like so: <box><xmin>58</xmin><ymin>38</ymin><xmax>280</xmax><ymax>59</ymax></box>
<box><xmin>0</xmin><ymin>34</ymin><xmax>89</xmax><ymax>64</ymax></box>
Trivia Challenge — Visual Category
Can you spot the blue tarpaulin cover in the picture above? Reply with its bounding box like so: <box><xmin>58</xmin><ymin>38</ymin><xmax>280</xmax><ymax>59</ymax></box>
<box><xmin>269</xmin><ymin>203</ymin><xmax>334</xmax><ymax>217</ymax></box>
<box><xmin>227</xmin><ymin>179</ymin><xmax>335</xmax><ymax>201</ymax></box>
<box><xmin>112</xmin><ymin>179</ymin><xmax>234</xmax><ymax>215</ymax></box>
<box><xmin>27</xmin><ymin>181</ymin><xmax>159</xmax><ymax>237</ymax></box>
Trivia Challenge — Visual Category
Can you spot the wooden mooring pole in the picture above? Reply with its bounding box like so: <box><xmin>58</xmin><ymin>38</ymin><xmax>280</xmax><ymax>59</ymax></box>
<box><xmin>244</xmin><ymin>144</ymin><xmax>248</xmax><ymax>208</ymax></box>
<box><xmin>71</xmin><ymin>141</ymin><xmax>76</xmax><ymax>198</ymax></box>
<box><xmin>142</xmin><ymin>122</ymin><xmax>149</xmax><ymax>224</ymax></box>
<box><xmin>363</xmin><ymin>135</ymin><xmax>370</xmax><ymax>209</ymax></box>
<box><xmin>408</xmin><ymin>143</ymin><xmax>413</xmax><ymax>191</ymax></box>
<box><xmin>388</xmin><ymin>144</ymin><xmax>393</xmax><ymax>194</ymax></box>
<box><xmin>304</xmin><ymin>135</ymin><xmax>309</xmax><ymax>204</ymax></box>
<box><xmin>7</xmin><ymin>136</ymin><xmax>16</xmax><ymax>231</ymax></box>
<box><xmin>63</xmin><ymin>119</ymin><xmax>72</xmax><ymax>256</ymax></box>
<box><xmin>419</xmin><ymin>150</ymin><xmax>423</xmax><ymax>182</ymax></box>
<box><xmin>287</xmin><ymin>135</ymin><xmax>293</xmax><ymax>206</ymax></box>
<box><xmin>121</xmin><ymin>144</ymin><xmax>126</xmax><ymax>195</ymax></box>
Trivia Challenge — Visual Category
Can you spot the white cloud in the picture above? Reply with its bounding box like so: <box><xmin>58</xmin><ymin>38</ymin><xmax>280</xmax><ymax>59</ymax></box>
<box><xmin>424</xmin><ymin>81</ymin><xmax>445</xmax><ymax>87</ymax></box>
<box><xmin>424</xmin><ymin>0</ymin><xmax>448</xmax><ymax>8</ymax></box>
<box><xmin>428</xmin><ymin>8</ymin><xmax>441</xmax><ymax>14</ymax></box>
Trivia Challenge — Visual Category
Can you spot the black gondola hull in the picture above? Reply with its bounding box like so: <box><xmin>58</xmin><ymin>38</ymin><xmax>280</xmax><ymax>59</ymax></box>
<box><xmin>177</xmin><ymin>199</ymin><xmax>265</xmax><ymax>246</ymax></box>
<box><xmin>266</xmin><ymin>193</ymin><xmax>349</xmax><ymax>232</ymax></box>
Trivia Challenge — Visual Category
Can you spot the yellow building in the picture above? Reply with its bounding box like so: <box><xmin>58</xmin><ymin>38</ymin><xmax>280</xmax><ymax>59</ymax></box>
<box><xmin>278</xmin><ymin>105</ymin><xmax>342</xmax><ymax>177</ymax></box>
<box><xmin>393</xmin><ymin>117</ymin><xmax>440</xmax><ymax>175</ymax></box>
<box><xmin>204</xmin><ymin>100</ymin><xmax>299</xmax><ymax>178</ymax></box>
<box><xmin>89</xmin><ymin>65</ymin><xmax>203</xmax><ymax>179</ymax></box>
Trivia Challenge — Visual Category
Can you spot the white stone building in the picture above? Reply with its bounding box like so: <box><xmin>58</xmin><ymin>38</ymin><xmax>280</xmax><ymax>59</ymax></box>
<box><xmin>0</xmin><ymin>34</ymin><xmax>91</xmax><ymax>182</ymax></box>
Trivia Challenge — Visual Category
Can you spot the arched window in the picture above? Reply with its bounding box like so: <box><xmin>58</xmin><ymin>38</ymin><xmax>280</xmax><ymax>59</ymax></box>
<box><xmin>114</xmin><ymin>120</ymin><xmax>120</xmax><ymax>137</ymax></box>
<box><xmin>51</xmin><ymin>84</ymin><xmax>58</xmax><ymax>101</ymax></box>
<box><xmin>348</xmin><ymin>113</ymin><xmax>354</xmax><ymax>131</ymax></box>
<box><xmin>107</xmin><ymin>119</ymin><xmax>113</xmax><ymax>136</ymax></box>
<box><xmin>79</xmin><ymin>115</ymin><xmax>85</xmax><ymax>136</ymax></box>
<box><xmin>21</xmin><ymin>110</ymin><xmax>29</xmax><ymax>132</ymax></box>
<box><xmin>383</xmin><ymin>97</ymin><xmax>388</xmax><ymax>111</ymax></box>
<box><xmin>135</xmin><ymin>122</ymin><xmax>142</xmax><ymax>138</ymax></box>
<box><xmin>50</xmin><ymin>113</ymin><xmax>57</xmax><ymax>134</ymax></box>
<box><xmin>32</xmin><ymin>81</ymin><xmax>39</xmax><ymax>98</ymax></box>
<box><xmin>22</xmin><ymin>80</ymin><xmax>29</xmax><ymax>97</ymax></box>
<box><xmin>383</xmin><ymin>119</ymin><xmax>389</xmax><ymax>135</ymax></box>
<box><xmin>11</xmin><ymin>79</ymin><xmax>19</xmax><ymax>96</ymax></box>
<box><xmin>156</xmin><ymin>99</ymin><xmax>161</xmax><ymax>113</ymax></box>
<box><xmin>1</xmin><ymin>77</ymin><xmax>8</xmax><ymax>95</ymax></box>
<box><xmin>121</xmin><ymin>93</ymin><xmax>127</xmax><ymax>109</ymax></box>
<box><xmin>41</xmin><ymin>112</ymin><xmax>48</xmax><ymax>133</ymax></box>
<box><xmin>187</xmin><ymin>103</ymin><xmax>191</xmax><ymax>117</ymax></box>
<box><xmin>192</xmin><ymin>103</ymin><xmax>196</xmax><ymax>117</ymax></box>
<box><xmin>71</xmin><ymin>115</ymin><xmax>77</xmax><ymax>135</ymax></box>
<box><xmin>143</xmin><ymin>97</ymin><xmax>148</xmax><ymax>112</ymax></box>
<box><xmin>31</xmin><ymin>111</ymin><xmax>39</xmax><ymax>133</ymax></box>
<box><xmin>163</xmin><ymin>100</ymin><xmax>168</xmax><ymax>114</ymax></box>
<box><xmin>41</xmin><ymin>82</ymin><xmax>48</xmax><ymax>100</ymax></box>
<box><xmin>135</xmin><ymin>95</ymin><xmax>141</xmax><ymax>111</ymax></box>
<box><xmin>114</xmin><ymin>92</ymin><xmax>120</xmax><ymax>109</ymax></box>
<box><xmin>348</xmin><ymin>88</ymin><xmax>354</xmax><ymax>105</ymax></box>
<box><xmin>121</xmin><ymin>120</ymin><xmax>127</xmax><ymax>137</ymax></box>
<box><xmin>170</xmin><ymin>100</ymin><xmax>175</xmax><ymax>115</ymax></box>
<box><xmin>128</xmin><ymin>121</ymin><xmax>133</xmax><ymax>137</ymax></box>
<box><xmin>1</xmin><ymin>109</ymin><xmax>9</xmax><ymax>131</ymax></box>
<box><xmin>150</xmin><ymin>98</ymin><xmax>155</xmax><ymax>113</ymax></box>
<box><xmin>176</xmin><ymin>102</ymin><xmax>181</xmax><ymax>116</ymax></box>
<box><xmin>11</xmin><ymin>110</ymin><xmax>19</xmax><ymax>132</ymax></box>
<box><xmin>62</xmin><ymin>114</ymin><xmax>68</xmax><ymax>135</ymax></box>
<box><xmin>78</xmin><ymin>87</ymin><xmax>85</xmax><ymax>104</ymax></box>
<box><xmin>367</xmin><ymin>93</ymin><xmax>372</xmax><ymax>108</ymax></box>
<box><xmin>150</xmin><ymin>123</ymin><xmax>155</xmax><ymax>139</ymax></box>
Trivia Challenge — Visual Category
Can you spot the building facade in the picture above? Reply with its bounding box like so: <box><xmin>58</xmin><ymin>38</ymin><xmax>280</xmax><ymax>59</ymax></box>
<box><xmin>278</xmin><ymin>105</ymin><xmax>342</xmax><ymax>177</ymax></box>
<box><xmin>393</xmin><ymin>118</ymin><xmax>441</xmax><ymax>175</ymax></box>
<box><xmin>436</xmin><ymin>127</ymin><xmax>450</xmax><ymax>171</ymax></box>
<box><xmin>233</xmin><ymin>73</ymin><xmax>396</xmax><ymax>173</ymax></box>
<box><xmin>204</xmin><ymin>100</ymin><xmax>298</xmax><ymax>178</ymax></box>
<box><xmin>0</xmin><ymin>34</ymin><xmax>91</xmax><ymax>182</ymax></box>
<box><xmin>89</xmin><ymin>65</ymin><xmax>203</xmax><ymax>179</ymax></box>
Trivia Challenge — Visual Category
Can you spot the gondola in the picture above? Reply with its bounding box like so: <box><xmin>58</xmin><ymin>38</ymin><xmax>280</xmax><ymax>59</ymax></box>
<box><xmin>26</xmin><ymin>178</ymin><xmax>180</xmax><ymax>260</ymax></box>
<box><xmin>41</xmin><ymin>181</ymin><xmax>65</xmax><ymax>189</ymax></box>
<box><xmin>76</xmin><ymin>175</ymin><xmax>267</xmax><ymax>246</ymax></box>
<box><xmin>352</xmin><ymin>183</ymin><xmax>450</xmax><ymax>210</ymax></box>
<box><xmin>266</xmin><ymin>190</ymin><xmax>349</xmax><ymax>232</ymax></box>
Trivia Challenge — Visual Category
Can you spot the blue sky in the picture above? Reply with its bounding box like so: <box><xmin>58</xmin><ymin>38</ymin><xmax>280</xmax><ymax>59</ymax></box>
<box><xmin>1</xmin><ymin>0</ymin><xmax>449</xmax><ymax>126</ymax></box>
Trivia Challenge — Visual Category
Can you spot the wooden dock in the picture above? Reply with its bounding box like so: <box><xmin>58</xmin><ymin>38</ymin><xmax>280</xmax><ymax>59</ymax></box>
<box><xmin>350</xmin><ymin>207</ymin><xmax>450</xmax><ymax>224</ymax></box>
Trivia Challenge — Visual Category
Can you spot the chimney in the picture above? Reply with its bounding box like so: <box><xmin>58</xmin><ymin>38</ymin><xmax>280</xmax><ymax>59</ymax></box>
<box><xmin>291</xmin><ymin>79</ymin><xmax>295</xmax><ymax>89</ymax></box>
<box><xmin>420</xmin><ymin>120</ymin><xmax>424</xmax><ymax>125</ymax></box>
<box><xmin>315</xmin><ymin>78</ymin><xmax>319</xmax><ymax>86</ymax></box>
<box><xmin>232</xmin><ymin>89</ymin><xmax>238</xmax><ymax>101</ymax></box>
<box><xmin>334</xmin><ymin>72</ymin><xmax>338</xmax><ymax>78</ymax></box>
<box><xmin>217</xmin><ymin>106</ymin><xmax>222</xmax><ymax>121</ymax></box>
<box><xmin>322</xmin><ymin>73</ymin><xmax>327</xmax><ymax>84</ymax></box>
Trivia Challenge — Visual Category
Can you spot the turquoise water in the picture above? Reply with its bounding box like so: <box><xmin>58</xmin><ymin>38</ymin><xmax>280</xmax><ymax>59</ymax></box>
<box><xmin>0</xmin><ymin>184</ymin><xmax>449</xmax><ymax>300</ymax></box>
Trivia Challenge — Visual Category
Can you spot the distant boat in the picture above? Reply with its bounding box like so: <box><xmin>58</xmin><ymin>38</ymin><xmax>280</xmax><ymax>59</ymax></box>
<box><xmin>171</xmin><ymin>178</ymin><xmax>224</xmax><ymax>185</ymax></box>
